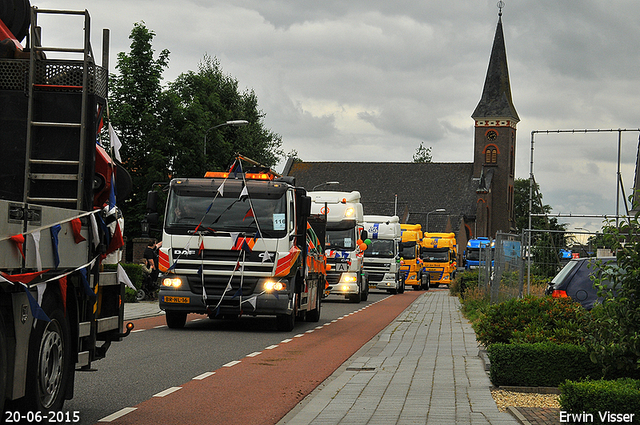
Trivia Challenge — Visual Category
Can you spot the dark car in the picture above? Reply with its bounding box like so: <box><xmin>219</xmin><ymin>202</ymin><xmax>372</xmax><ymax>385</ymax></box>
<box><xmin>545</xmin><ymin>257</ymin><xmax>616</xmax><ymax>309</ymax></box>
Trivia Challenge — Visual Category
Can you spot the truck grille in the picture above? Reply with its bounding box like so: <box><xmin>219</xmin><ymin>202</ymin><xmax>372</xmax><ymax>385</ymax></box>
<box><xmin>187</xmin><ymin>275</ymin><xmax>260</xmax><ymax>300</ymax></box>
<box><xmin>367</xmin><ymin>272</ymin><xmax>385</xmax><ymax>282</ymax></box>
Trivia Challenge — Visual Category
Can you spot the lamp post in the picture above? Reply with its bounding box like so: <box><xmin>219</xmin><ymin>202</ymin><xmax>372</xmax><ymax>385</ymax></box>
<box><xmin>312</xmin><ymin>181</ymin><xmax>340</xmax><ymax>191</ymax></box>
<box><xmin>425</xmin><ymin>208</ymin><xmax>446</xmax><ymax>233</ymax></box>
<box><xmin>203</xmin><ymin>120</ymin><xmax>249</xmax><ymax>157</ymax></box>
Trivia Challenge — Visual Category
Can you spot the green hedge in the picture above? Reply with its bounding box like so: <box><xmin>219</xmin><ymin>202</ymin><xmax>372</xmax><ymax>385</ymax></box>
<box><xmin>559</xmin><ymin>378</ymin><xmax>640</xmax><ymax>423</ymax></box>
<box><xmin>473</xmin><ymin>296</ymin><xmax>588</xmax><ymax>346</ymax></box>
<box><xmin>488</xmin><ymin>342</ymin><xmax>603</xmax><ymax>387</ymax></box>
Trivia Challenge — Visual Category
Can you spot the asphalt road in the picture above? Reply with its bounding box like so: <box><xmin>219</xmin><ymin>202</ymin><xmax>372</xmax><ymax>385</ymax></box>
<box><xmin>63</xmin><ymin>291</ymin><xmax>405</xmax><ymax>425</ymax></box>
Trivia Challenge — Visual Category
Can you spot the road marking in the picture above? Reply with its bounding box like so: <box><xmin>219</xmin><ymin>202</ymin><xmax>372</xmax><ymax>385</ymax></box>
<box><xmin>98</xmin><ymin>407</ymin><xmax>137</xmax><ymax>422</ymax></box>
<box><xmin>223</xmin><ymin>360</ymin><xmax>241</xmax><ymax>367</ymax></box>
<box><xmin>193</xmin><ymin>372</ymin><xmax>215</xmax><ymax>380</ymax></box>
<box><xmin>131</xmin><ymin>329</ymin><xmax>145</xmax><ymax>333</ymax></box>
<box><xmin>191</xmin><ymin>318</ymin><xmax>203</xmax><ymax>322</ymax></box>
<box><xmin>281</xmin><ymin>338</ymin><xmax>293</xmax><ymax>343</ymax></box>
<box><xmin>265</xmin><ymin>344</ymin><xmax>279</xmax><ymax>350</ymax></box>
<box><xmin>246</xmin><ymin>351</ymin><xmax>262</xmax><ymax>357</ymax></box>
<box><xmin>153</xmin><ymin>387</ymin><xmax>182</xmax><ymax>397</ymax></box>
<box><xmin>315</xmin><ymin>326</ymin><xmax>324</xmax><ymax>330</ymax></box>
<box><xmin>305</xmin><ymin>330</ymin><xmax>314</xmax><ymax>334</ymax></box>
<box><xmin>294</xmin><ymin>334</ymin><xmax>305</xmax><ymax>338</ymax></box>
<box><xmin>154</xmin><ymin>325</ymin><xmax>167</xmax><ymax>329</ymax></box>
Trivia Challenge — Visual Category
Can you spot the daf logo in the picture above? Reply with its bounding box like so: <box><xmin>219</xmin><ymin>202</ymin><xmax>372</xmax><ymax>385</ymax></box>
<box><xmin>174</xmin><ymin>249</ymin><xmax>196</xmax><ymax>256</ymax></box>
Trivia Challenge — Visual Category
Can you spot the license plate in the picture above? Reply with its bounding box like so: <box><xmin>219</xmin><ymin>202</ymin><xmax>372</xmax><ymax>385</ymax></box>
<box><xmin>164</xmin><ymin>296</ymin><xmax>190</xmax><ymax>304</ymax></box>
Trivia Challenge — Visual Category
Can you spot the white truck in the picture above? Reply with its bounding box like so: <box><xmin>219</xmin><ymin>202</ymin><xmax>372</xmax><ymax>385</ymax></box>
<box><xmin>362</xmin><ymin>215</ymin><xmax>404</xmax><ymax>294</ymax></box>
<box><xmin>149</xmin><ymin>158</ymin><xmax>327</xmax><ymax>332</ymax></box>
<box><xmin>308</xmin><ymin>191</ymin><xmax>369</xmax><ymax>303</ymax></box>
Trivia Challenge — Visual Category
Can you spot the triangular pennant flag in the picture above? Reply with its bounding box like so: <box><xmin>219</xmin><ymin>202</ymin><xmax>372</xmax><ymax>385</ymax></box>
<box><xmin>107</xmin><ymin>170</ymin><xmax>117</xmax><ymax>213</ymax></box>
<box><xmin>225</xmin><ymin>281</ymin><xmax>233</xmax><ymax>293</ymax></box>
<box><xmin>89</xmin><ymin>213</ymin><xmax>100</xmax><ymax>248</ymax></box>
<box><xmin>104</xmin><ymin>220</ymin><xmax>124</xmax><ymax>257</ymax></box>
<box><xmin>253</xmin><ymin>229</ymin><xmax>261</xmax><ymax>242</ymax></box>
<box><xmin>239</xmin><ymin>185</ymin><xmax>248</xmax><ymax>201</ymax></box>
<box><xmin>167</xmin><ymin>262</ymin><xmax>177</xmax><ymax>272</ymax></box>
<box><xmin>241</xmin><ymin>239</ymin><xmax>253</xmax><ymax>252</ymax></box>
<box><xmin>242</xmin><ymin>296</ymin><xmax>257</xmax><ymax>309</ymax></box>
<box><xmin>10</xmin><ymin>234</ymin><xmax>25</xmax><ymax>259</ymax></box>
<box><xmin>197</xmin><ymin>265</ymin><xmax>203</xmax><ymax>275</ymax></box>
<box><xmin>31</xmin><ymin>231</ymin><xmax>42</xmax><ymax>271</ymax></box>
<box><xmin>1</xmin><ymin>270</ymin><xmax>47</xmax><ymax>284</ymax></box>
<box><xmin>117</xmin><ymin>263</ymin><xmax>137</xmax><ymax>291</ymax></box>
<box><xmin>79</xmin><ymin>267</ymin><xmax>96</xmax><ymax>300</ymax></box>
<box><xmin>229</xmin><ymin>232</ymin><xmax>240</xmax><ymax>248</ymax></box>
<box><xmin>108</xmin><ymin>122</ymin><xmax>123</xmax><ymax>162</ymax></box>
<box><xmin>50</xmin><ymin>225</ymin><xmax>61</xmax><ymax>269</ymax></box>
<box><xmin>217</xmin><ymin>182</ymin><xmax>224</xmax><ymax>197</ymax></box>
<box><xmin>22</xmin><ymin>284</ymin><xmax>50</xmax><ymax>322</ymax></box>
<box><xmin>96</xmin><ymin>214</ymin><xmax>111</xmax><ymax>247</ymax></box>
<box><xmin>59</xmin><ymin>276</ymin><xmax>68</xmax><ymax>314</ymax></box>
<box><xmin>231</xmin><ymin>287</ymin><xmax>243</xmax><ymax>299</ymax></box>
<box><xmin>243</xmin><ymin>207</ymin><xmax>255</xmax><ymax>221</ymax></box>
<box><xmin>234</xmin><ymin>261</ymin><xmax>241</xmax><ymax>271</ymax></box>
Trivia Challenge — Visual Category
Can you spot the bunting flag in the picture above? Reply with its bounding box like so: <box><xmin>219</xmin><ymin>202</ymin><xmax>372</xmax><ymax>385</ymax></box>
<box><xmin>71</xmin><ymin>218</ymin><xmax>86</xmax><ymax>243</ymax></box>
<box><xmin>242</xmin><ymin>296</ymin><xmax>257</xmax><ymax>309</ymax></box>
<box><xmin>107</xmin><ymin>170</ymin><xmax>117</xmax><ymax>214</ymax></box>
<box><xmin>229</xmin><ymin>161</ymin><xmax>242</xmax><ymax>177</ymax></box>
<box><xmin>108</xmin><ymin>123</ymin><xmax>122</xmax><ymax>162</ymax></box>
<box><xmin>95</xmin><ymin>214</ymin><xmax>111</xmax><ymax>247</ymax></box>
<box><xmin>231</xmin><ymin>287</ymin><xmax>243</xmax><ymax>299</ymax></box>
<box><xmin>117</xmin><ymin>263</ymin><xmax>137</xmax><ymax>291</ymax></box>
<box><xmin>23</xmin><ymin>284</ymin><xmax>50</xmax><ymax>322</ymax></box>
<box><xmin>239</xmin><ymin>185</ymin><xmax>248</xmax><ymax>201</ymax></box>
<box><xmin>79</xmin><ymin>267</ymin><xmax>96</xmax><ymax>300</ymax></box>
<box><xmin>253</xmin><ymin>229</ymin><xmax>261</xmax><ymax>242</ymax></box>
<box><xmin>10</xmin><ymin>234</ymin><xmax>25</xmax><ymax>259</ymax></box>
<box><xmin>89</xmin><ymin>212</ymin><xmax>100</xmax><ymax>248</ymax></box>
<box><xmin>1</xmin><ymin>270</ymin><xmax>48</xmax><ymax>284</ymax></box>
<box><xmin>229</xmin><ymin>232</ymin><xmax>240</xmax><ymax>247</ymax></box>
<box><xmin>240</xmin><ymin>239</ymin><xmax>253</xmax><ymax>253</ymax></box>
<box><xmin>50</xmin><ymin>225</ymin><xmax>61</xmax><ymax>269</ymax></box>
<box><xmin>216</xmin><ymin>182</ymin><xmax>224</xmax><ymax>197</ymax></box>
<box><xmin>232</xmin><ymin>236</ymin><xmax>255</xmax><ymax>251</ymax></box>
<box><xmin>104</xmin><ymin>220</ymin><xmax>124</xmax><ymax>257</ymax></box>
<box><xmin>197</xmin><ymin>265</ymin><xmax>203</xmax><ymax>275</ymax></box>
<box><xmin>59</xmin><ymin>276</ymin><xmax>68</xmax><ymax>314</ymax></box>
<box><xmin>31</xmin><ymin>231</ymin><xmax>42</xmax><ymax>271</ymax></box>
<box><xmin>243</xmin><ymin>207</ymin><xmax>255</xmax><ymax>221</ymax></box>
<box><xmin>198</xmin><ymin>235</ymin><xmax>205</xmax><ymax>256</ymax></box>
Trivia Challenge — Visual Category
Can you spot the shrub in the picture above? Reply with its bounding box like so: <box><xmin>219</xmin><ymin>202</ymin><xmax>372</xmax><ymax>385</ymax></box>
<box><xmin>450</xmin><ymin>270</ymin><xmax>478</xmax><ymax>297</ymax></box>
<box><xmin>473</xmin><ymin>295</ymin><xmax>589</xmax><ymax>346</ymax></box>
<box><xmin>104</xmin><ymin>263</ymin><xmax>145</xmax><ymax>303</ymax></box>
<box><xmin>559</xmin><ymin>378</ymin><xmax>640</xmax><ymax>421</ymax></box>
<box><xmin>488</xmin><ymin>342</ymin><xmax>602</xmax><ymax>387</ymax></box>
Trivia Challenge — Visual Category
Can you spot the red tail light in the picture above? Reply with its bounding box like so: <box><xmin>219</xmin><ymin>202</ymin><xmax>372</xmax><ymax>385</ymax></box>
<box><xmin>552</xmin><ymin>290</ymin><xmax>568</xmax><ymax>298</ymax></box>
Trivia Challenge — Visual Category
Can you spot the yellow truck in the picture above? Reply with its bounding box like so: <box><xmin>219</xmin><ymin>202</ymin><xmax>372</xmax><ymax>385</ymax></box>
<box><xmin>421</xmin><ymin>233</ymin><xmax>457</xmax><ymax>288</ymax></box>
<box><xmin>399</xmin><ymin>224</ymin><xmax>430</xmax><ymax>290</ymax></box>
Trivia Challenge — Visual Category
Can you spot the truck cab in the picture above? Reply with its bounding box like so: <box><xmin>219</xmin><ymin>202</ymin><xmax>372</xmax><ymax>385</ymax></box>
<box><xmin>362</xmin><ymin>215</ymin><xmax>403</xmax><ymax>294</ymax></box>
<box><xmin>308</xmin><ymin>191</ymin><xmax>368</xmax><ymax>303</ymax></box>
<box><xmin>464</xmin><ymin>237</ymin><xmax>493</xmax><ymax>270</ymax></box>
<box><xmin>421</xmin><ymin>232</ymin><xmax>457</xmax><ymax>287</ymax></box>
<box><xmin>399</xmin><ymin>224</ymin><xmax>429</xmax><ymax>290</ymax></box>
<box><xmin>154</xmin><ymin>165</ymin><xmax>325</xmax><ymax>331</ymax></box>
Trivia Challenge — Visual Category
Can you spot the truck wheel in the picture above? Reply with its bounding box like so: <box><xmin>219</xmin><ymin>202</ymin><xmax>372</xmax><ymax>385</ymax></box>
<box><xmin>421</xmin><ymin>274</ymin><xmax>430</xmax><ymax>291</ymax></box>
<box><xmin>361</xmin><ymin>278</ymin><xmax>369</xmax><ymax>302</ymax></box>
<box><xmin>166</xmin><ymin>311</ymin><xmax>187</xmax><ymax>329</ymax></box>
<box><xmin>22</xmin><ymin>294</ymin><xmax>72</xmax><ymax>412</ymax></box>
<box><xmin>412</xmin><ymin>285</ymin><xmax>421</xmax><ymax>291</ymax></box>
<box><xmin>135</xmin><ymin>288</ymin><xmax>146</xmax><ymax>301</ymax></box>
<box><xmin>276</xmin><ymin>311</ymin><xmax>295</xmax><ymax>331</ymax></box>
<box><xmin>398</xmin><ymin>277</ymin><xmax>405</xmax><ymax>294</ymax></box>
<box><xmin>305</xmin><ymin>285</ymin><xmax>322</xmax><ymax>323</ymax></box>
<box><xmin>0</xmin><ymin>317</ymin><xmax>7</xmax><ymax>413</ymax></box>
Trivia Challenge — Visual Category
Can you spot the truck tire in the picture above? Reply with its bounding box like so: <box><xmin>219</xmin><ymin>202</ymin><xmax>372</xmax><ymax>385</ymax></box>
<box><xmin>305</xmin><ymin>285</ymin><xmax>321</xmax><ymax>323</ymax></box>
<box><xmin>398</xmin><ymin>276</ymin><xmax>405</xmax><ymax>294</ymax></box>
<box><xmin>276</xmin><ymin>311</ymin><xmax>295</xmax><ymax>331</ymax></box>
<box><xmin>21</xmin><ymin>294</ymin><xmax>72</xmax><ymax>412</ymax></box>
<box><xmin>361</xmin><ymin>277</ymin><xmax>369</xmax><ymax>302</ymax></box>
<box><xmin>0</xmin><ymin>317</ymin><xmax>7</xmax><ymax>413</ymax></box>
<box><xmin>166</xmin><ymin>311</ymin><xmax>187</xmax><ymax>329</ymax></box>
<box><xmin>421</xmin><ymin>273</ymin><xmax>430</xmax><ymax>291</ymax></box>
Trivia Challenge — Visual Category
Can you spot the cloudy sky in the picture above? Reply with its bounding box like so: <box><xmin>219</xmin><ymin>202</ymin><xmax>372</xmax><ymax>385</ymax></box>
<box><xmin>31</xmin><ymin>0</ymin><xmax>640</xmax><ymax>233</ymax></box>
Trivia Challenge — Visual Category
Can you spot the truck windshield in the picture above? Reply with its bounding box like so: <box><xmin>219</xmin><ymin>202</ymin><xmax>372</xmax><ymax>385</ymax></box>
<box><xmin>364</xmin><ymin>240</ymin><xmax>395</xmax><ymax>258</ymax></box>
<box><xmin>422</xmin><ymin>250</ymin><xmax>448</xmax><ymax>262</ymax></box>
<box><xmin>400</xmin><ymin>242</ymin><xmax>416</xmax><ymax>260</ymax></box>
<box><xmin>165</xmin><ymin>190</ymin><xmax>287</xmax><ymax>237</ymax></box>
<box><xmin>325</xmin><ymin>228</ymin><xmax>356</xmax><ymax>250</ymax></box>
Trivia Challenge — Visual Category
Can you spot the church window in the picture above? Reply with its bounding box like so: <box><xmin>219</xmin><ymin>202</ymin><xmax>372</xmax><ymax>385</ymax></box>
<box><xmin>484</xmin><ymin>145</ymin><xmax>498</xmax><ymax>164</ymax></box>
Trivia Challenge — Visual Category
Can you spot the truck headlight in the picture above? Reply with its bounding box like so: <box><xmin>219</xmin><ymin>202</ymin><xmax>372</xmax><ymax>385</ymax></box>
<box><xmin>339</xmin><ymin>273</ymin><xmax>357</xmax><ymax>284</ymax></box>
<box><xmin>263</xmin><ymin>279</ymin><xmax>287</xmax><ymax>292</ymax></box>
<box><xmin>162</xmin><ymin>277</ymin><xmax>183</xmax><ymax>288</ymax></box>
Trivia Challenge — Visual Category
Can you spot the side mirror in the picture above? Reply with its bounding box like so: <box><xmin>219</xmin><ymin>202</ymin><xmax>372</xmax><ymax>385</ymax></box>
<box><xmin>360</xmin><ymin>229</ymin><xmax>368</xmax><ymax>240</ymax></box>
<box><xmin>146</xmin><ymin>190</ymin><xmax>159</xmax><ymax>213</ymax></box>
<box><xmin>146</xmin><ymin>212</ymin><xmax>159</xmax><ymax>226</ymax></box>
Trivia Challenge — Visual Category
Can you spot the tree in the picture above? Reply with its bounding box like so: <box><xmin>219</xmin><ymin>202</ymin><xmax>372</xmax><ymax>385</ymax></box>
<box><xmin>162</xmin><ymin>55</ymin><xmax>283</xmax><ymax>177</ymax></box>
<box><xmin>412</xmin><ymin>142</ymin><xmax>432</xmax><ymax>163</ymax></box>
<box><xmin>109</xmin><ymin>22</ymin><xmax>171</xmax><ymax>237</ymax></box>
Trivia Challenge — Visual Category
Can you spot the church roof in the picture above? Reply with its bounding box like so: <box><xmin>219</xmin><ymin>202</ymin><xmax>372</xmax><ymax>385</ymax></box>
<box><xmin>284</xmin><ymin>161</ymin><xmax>479</xmax><ymax>233</ymax></box>
<box><xmin>472</xmin><ymin>16</ymin><xmax>520</xmax><ymax>122</ymax></box>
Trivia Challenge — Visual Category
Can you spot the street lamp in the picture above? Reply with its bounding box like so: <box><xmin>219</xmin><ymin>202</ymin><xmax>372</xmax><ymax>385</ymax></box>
<box><xmin>203</xmin><ymin>120</ymin><xmax>249</xmax><ymax>157</ymax></box>
<box><xmin>312</xmin><ymin>181</ymin><xmax>340</xmax><ymax>191</ymax></box>
<box><xmin>425</xmin><ymin>208</ymin><xmax>446</xmax><ymax>233</ymax></box>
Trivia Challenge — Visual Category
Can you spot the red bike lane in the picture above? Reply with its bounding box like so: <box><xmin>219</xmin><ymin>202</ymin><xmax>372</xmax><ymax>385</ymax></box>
<box><xmin>100</xmin><ymin>290</ymin><xmax>422</xmax><ymax>425</ymax></box>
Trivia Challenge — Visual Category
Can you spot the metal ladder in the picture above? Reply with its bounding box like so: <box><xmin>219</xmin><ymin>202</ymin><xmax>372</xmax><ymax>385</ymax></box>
<box><xmin>22</xmin><ymin>7</ymin><xmax>93</xmax><ymax>210</ymax></box>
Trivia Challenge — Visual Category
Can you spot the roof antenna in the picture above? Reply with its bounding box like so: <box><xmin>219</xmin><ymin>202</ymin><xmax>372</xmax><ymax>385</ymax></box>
<box><xmin>497</xmin><ymin>1</ymin><xmax>504</xmax><ymax>17</ymax></box>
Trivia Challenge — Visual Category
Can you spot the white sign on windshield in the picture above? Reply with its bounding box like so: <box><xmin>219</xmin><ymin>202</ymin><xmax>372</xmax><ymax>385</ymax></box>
<box><xmin>273</xmin><ymin>213</ymin><xmax>286</xmax><ymax>230</ymax></box>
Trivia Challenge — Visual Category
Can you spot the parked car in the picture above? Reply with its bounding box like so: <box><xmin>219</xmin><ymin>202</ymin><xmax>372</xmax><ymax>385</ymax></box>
<box><xmin>545</xmin><ymin>257</ymin><xmax>616</xmax><ymax>309</ymax></box>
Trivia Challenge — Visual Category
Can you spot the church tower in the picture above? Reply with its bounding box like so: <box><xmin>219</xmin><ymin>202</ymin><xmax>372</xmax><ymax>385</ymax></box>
<box><xmin>471</xmin><ymin>3</ymin><xmax>519</xmax><ymax>237</ymax></box>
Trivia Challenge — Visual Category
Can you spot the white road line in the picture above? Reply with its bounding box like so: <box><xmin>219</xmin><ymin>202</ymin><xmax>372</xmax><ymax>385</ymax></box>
<box><xmin>315</xmin><ymin>326</ymin><xmax>324</xmax><ymax>330</ymax></box>
<box><xmin>193</xmin><ymin>371</ymin><xmax>215</xmax><ymax>380</ymax></box>
<box><xmin>153</xmin><ymin>325</ymin><xmax>167</xmax><ymax>329</ymax></box>
<box><xmin>153</xmin><ymin>387</ymin><xmax>182</xmax><ymax>397</ymax></box>
<box><xmin>293</xmin><ymin>334</ymin><xmax>305</xmax><ymax>338</ymax></box>
<box><xmin>280</xmin><ymin>338</ymin><xmax>293</xmax><ymax>343</ymax></box>
<box><xmin>265</xmin><ymin>344</ymin><xmax>279</xmax><ymax>350</ymax></box>
<box><xmin>305</xmin><ymin>330</ymin><xmax>314</xmax><ymax>334</ymax></box>
<box><xmin>246</xmin><ymin>352</ymin><xmax>262</xmax><ymax>357</ymax></box>
<box><xmin>98</xmin><ymin>407</ymin><xmax>137</xmax><ymax>422</ymax></box>
<box><xmin>223</xmin><ymin>360</ymin><xmax>241</xmax><ymax>367</ymax></box>
<box><xmin>131</xmin><ymin>329</ymin><xmax>145</xmax><ymax>333</ymax></box>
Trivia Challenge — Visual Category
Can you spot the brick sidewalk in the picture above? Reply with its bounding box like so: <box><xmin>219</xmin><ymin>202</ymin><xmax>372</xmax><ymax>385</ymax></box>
<box><xmin>510</xmin><ymin>407</ymin><xmax>561</xmax><ymax>425</ymax></box>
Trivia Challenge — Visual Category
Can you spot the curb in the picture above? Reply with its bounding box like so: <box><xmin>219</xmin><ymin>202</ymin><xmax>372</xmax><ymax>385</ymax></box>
<box><xmin>508</xmin><ymin>406</ymin><xmax>532</xmax><ymax>425</ymax></box>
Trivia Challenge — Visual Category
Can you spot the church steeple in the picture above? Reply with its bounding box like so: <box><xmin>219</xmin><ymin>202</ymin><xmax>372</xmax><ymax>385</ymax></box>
<box><xmin>472</xmin><ymin>7</ymin><xmax>519</xmax><ymax>123</ymax></box>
